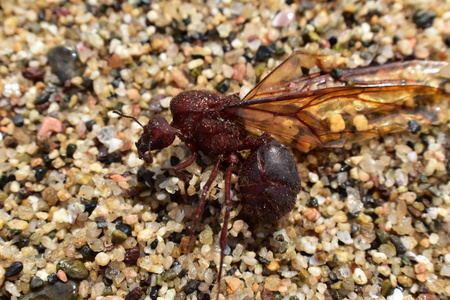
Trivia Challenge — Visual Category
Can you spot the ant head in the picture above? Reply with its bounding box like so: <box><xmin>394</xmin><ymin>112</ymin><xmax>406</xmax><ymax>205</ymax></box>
<box><xmin>113</xmin><ymin>111</ymin><xmax>175</xmax><ymax>163</ymax></box>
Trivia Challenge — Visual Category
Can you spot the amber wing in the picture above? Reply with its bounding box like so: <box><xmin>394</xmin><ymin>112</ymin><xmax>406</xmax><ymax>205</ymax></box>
<box><xmin>228</xmin><ymin>51</ymin><xmax>450</xmax><ymax>152</ymax></box>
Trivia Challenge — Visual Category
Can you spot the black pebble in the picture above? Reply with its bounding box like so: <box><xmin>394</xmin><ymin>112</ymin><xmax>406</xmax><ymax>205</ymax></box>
<box><xmin>170</xmin><ymin>156</ymin><xmax>180</xmax><ymax>166</ymax></box>
<box><xmin>306</xmin><ymin>198</ymin><xmax>318</xmax><ymax>208</ymax></box>
<box><xmin>408</xmin><ymin>120</ymin><xmax>422</xmax><ymax>134</ymax></box>
<box><xmin>216</xmin><ymin>78</ymin><xmax>230</xmax><ymax>94</ymax></box>
<box><xmin>34</xmin><ymin>166</ymin><xmax>47</xmax><ymax>181</ymax></box>
<box><xmin>199</xmin><ymin>293</ymin><xmax>210</xmax><ymax>300</ymax></box>
<box><xmin>184</xmin><ymin>280</ymin><xmax>200</xmax><ymax>294</ymax></box>
<box><xmin>331</xmin><ymin>68</ymin><xmax>344</xmax><ymax>80</ymax></box>
<box><xmin>445</xmin><ymin>36</ymin><xmax>450</xmax><ymax>47</ymax></box>
<box><xmin>116</xmin><ymin>223</ymin><xmax>133</xmax><ymax>236</ymax></box>
<box><xmin>329</xmin><ymin>36</ymin><xmax>338</xmax><ymax>47</ymax></box>
<box><xmin>17</xmin><ymin>236</ymin><xmax>30</xmax><ymax>248</ymax></box>
<box><xmin>85</xmin><ymin>120</ymin><xmax>96</xmax><ymax>131</ymax></box>
<box><xmin>47</xmin><ymin>45</ymin><xmax>85</xmax><ymax>83</ymax></box>
<box><xmin>35</xmin><ymin>243</ymin><xmax>46</xmax><ymax>253</ymax></box>
<box><xmin>78</xmin><ymin>244</ymin><xmax>96</xmax><ymax>261</ymax></box>
<box><xmin>47</xmin><ymin>272</ymin><xmax>58</xmax><ymax>284</ymax></box>
<box><xmin>37</xmin><ymin>11</ymin><xmax>45</xmax><ymax>21</ymax></box>
<box><xmin>150</xmin><ymin>239</ymin><xmax>158</xmax><ymax>249</ymax></box>
<box><xmin>301</xmin><ymin>66</ymin><xmax>310</xmax><ymax>75</ymax></box>
<box><xmin>255</xmin><ymin>45</ymin><xmax>275</xmax><ymax>61</ymax></box>
<box><xmin>36</xmin><ymin>91</ymin><xmax>52</xmax><ymax>104</ymax></box>
<box><xmin>30</xmin><ymin>276</ymin><xmax>45</xmax><ymax>291</ymax></box>
<box><xmin>5</xmin><ymin>261</ymin><xmax>23</xmax><ymax>277</ymax></box>
<box><xmin>390</xmin><ymin>235</ymin><xmax>407</xmax><ymax>254</ymax></box>
<box><xmin>81</xmin><ymin>198</ymin><xmax>97</xmax><ymax>215</ymax></box>
<box><xmin>413</xmin><ymin>10</ymin><xmax>436</xmax><ymax>29</ymax></box>
<box><xmin>137</xmin><ymin>167</ymin><xmax>155</xmax><ymax>186</ymax></box>
<box><xmin>149</xmin><ymin>287</ymin><xmax>160</xmax><ymax>300</ymax></box>
<box><xmin>328</xmin><ymin>271</ymin><xmax>338</xmax><ymax>281</ymax></box>
<box><xmin>350</xmin><ymin>223</ymin><xmax>360</xmax><ymax>234</ymax></box>
<box><xmin>12</xmin><ymin>114</ymin><xmax>24</xmax><ymax>127</ymax></box>
<box><xmin>66</xmin><ymin>143</ymin><xmax>77</xmax><ymax>158</ymax></box>
<box><xmin>42</xmin><ymin>152</ymin><xmax>53</xmax><ymax>166</ymax></box>
<box><xmin>347</xmin><ymin>211</ymin><xmax>360</xmax><ymax>220</ymax></box>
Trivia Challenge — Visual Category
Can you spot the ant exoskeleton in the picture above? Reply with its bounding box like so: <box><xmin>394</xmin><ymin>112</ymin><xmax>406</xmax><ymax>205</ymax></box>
<box><xmin>114</xmin><ymin>51</ymin><xmax>449</xmax><ymax>298</ymax></box>
<box><xmin>114</xmin><ymin>89</ymin><xmax>301</xmax><ymax>298</ymax></box>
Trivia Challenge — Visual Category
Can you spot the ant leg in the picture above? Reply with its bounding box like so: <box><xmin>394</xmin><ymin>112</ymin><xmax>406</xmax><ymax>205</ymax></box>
<box><xmin>216</xmin><ymin>161</ymin><xmax>234</xmax><ymax>300</ymax></box>
<box><xmin>172</xmin><ymin>152</ymin><xmax>197</xmax><ymax>182</ymax></box>
<box><xmin>186</xmin><ymin>155</ymin><xmax>223</xmax><ymax>253</ymax></box>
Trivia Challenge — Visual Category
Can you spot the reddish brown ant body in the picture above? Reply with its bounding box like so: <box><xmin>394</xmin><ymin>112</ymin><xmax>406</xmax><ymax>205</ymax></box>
<box><xmin>115</xmin><ymin>51</ymin><xmax>449</xmax><ymax>298</ymax></box>
<box><xmin>115</xmin><ymin>89</ymin><xmax>302</xmax><ymax>298</ymax></box>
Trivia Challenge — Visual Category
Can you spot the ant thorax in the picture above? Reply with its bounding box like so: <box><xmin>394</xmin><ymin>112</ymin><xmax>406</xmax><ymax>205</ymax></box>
<box><xmin>170</xmin><ymin>90</ymin><xmax>246</xmax><ymax>157</ymax></box>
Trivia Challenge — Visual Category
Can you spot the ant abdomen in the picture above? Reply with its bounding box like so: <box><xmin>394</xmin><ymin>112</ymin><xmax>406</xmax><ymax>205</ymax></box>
<box><xmin>238</xmin><ymin>139</ymin><xmax>301</xmax><ymax>222</ymax></box>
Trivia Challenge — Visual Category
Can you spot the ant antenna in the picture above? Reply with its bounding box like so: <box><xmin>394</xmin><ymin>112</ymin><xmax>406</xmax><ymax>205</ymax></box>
<box><xmin>113</xmin><ymin>110</ymin><xmax>144</xmax><ymax>129</ymax></box>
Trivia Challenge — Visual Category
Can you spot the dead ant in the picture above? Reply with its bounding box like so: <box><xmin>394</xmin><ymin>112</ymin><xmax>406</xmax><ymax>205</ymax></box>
<box><xmin>114</xmin><ymin>51</ymin><xmax>449</xmax><ymax>298</ymax></box>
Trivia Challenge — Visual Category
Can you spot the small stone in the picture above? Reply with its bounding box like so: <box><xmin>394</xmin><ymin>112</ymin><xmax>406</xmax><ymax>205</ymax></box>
<box><xmin>306</xmin><ymin>198</ymin><xmax>319</xmax><ymax>208</ymax></box>
<box><xmin>22</xmin><ymin>66</ymin><xmax>46</xmax><ymax>81</ymax></box>
<box><xmin>125</xmin><ymin>287</ymin><xmax>143</xmax><ymax>300</ymax></box>
<box><xmin>272</xmin><ymin>10</ymin><xmax>295</xmax><ymax>28</ymax></box>
<box><xmin>124</xmin><ymin>247</ymin><xmax>140</xmax><ymax>265</ymax></box>
<box><xmin>88</xmin><ymin>33</ymin><xmax>105</xmax><ymax>49</ymax></box>
<box><xmin>184</xmin><ymin>280</ymin><xmax>200</xmax><ymax>294</ymax></box>
<box><xmin>408</xmin><ymin>120</ymin><xmax>421</xmax><ymax>134</ymax></box>
<box><xmin>47</xmin><ymin>45</ymin><xmax>84</xmax><ymax>83</ymax></box>
<box><xmin>36</xmin><ymin>91</ymin><xmax>52</xmax><ymax>104</ymax></box>
<box><xmin>116</xmin><ymin>223</ymin><xmax>132</xmax><ymax>236</ymax></box>
<box><xmin>413</xmin><ymin>10</ymin><xmax>436</xmax><ymax>29</ymax></box>
<box><xmin>57</xmin><ymin>259</ymin><xmax>89</xmax><ymax>280</ymax></box>
<box><xmin>22</xmin><ymin>280</ymin><xmax>78</xmax><ymax>300</ymax></box>
<box><xmin>329</xmin><ymin>113</ymin><xmax>345</xmax><ymax>132</ymax></box>
<box><xmin>137</xmin><ymin>228</ymin><xmax>154</xmax><ymax>242</ymax></box>
<box><xmin>95</xmin><ymin>252</ymin><xmax>110</xmax><ymax>266</ymax></box>
<box><xmin>79</xmin><ymin>245</ymin><xmax>95</xmax><ymax>261</ymax></box>
<box><xmin>38</xmin><ymin>117</ymin><xmax>65</xmax><ymax>141</ymax></box>
<box><xmin>66</xmin><ymin>144</ymin><xmax>77</xmax><ymax>158</ymax></box>
<box><xmin>161</xmin><ymin>269</ymin><xmax>178</xmax><ymax>281</ymax></box>
<box><xmin>57</xmin><ymin>269</ymin><xmax>68</xmax><ymax>282</ymax></box>
<box><xmin>43</xmin><ymin>187</ymin><xmax>59</xmax><ymax>205</ymax></box>
<box><xmin>415</xmin><ymin>262</ymin><xmax>428</xmax><ymax>282</ymax></box>
<box><xmin>8</xmin><ymin>219</ymin><xmax>29</xmax><ymax>231</ymax></box>
<box><xmin>330</xmin><ymin>68</ymin><xmax>343</xmax><ymax>80</ymax></box>
<box><xmin>397</xmin><ymin>39</ymin><xmax>413</xmax><ymax>56</ymax></box>
<box><xmin>267</xmin><ymin>260</ymin><xmax>280</xmax><ymax>271</ymax></box>
<box><xmin>12</xmin><ymin>114</ymin><xmax>24</xmax><ymax>127</ymax></box>
<box><xmin>4</xmin><ymin>136</ymin><xmax>18</xmax><ymax>148</ymax></box>
<box><xmin>30</xmin><ymin>276</ymin><xmax>45</xmax><ymax>291</ymax></box>
<box><xmin>112</xmin><ymin>229</ymin><xmax>128</xmax><ymax>244</ymax></box>
<box><xmin>353</xmin><ymin>115</ymin><xmax>368</xmax><ymax>131</ymax></box>
<box><xmin>187</xmin><ymin>59</ymin><xmax>204</xmax><ymax>69</ymax></box>
<box><xmin>5</xmin><ymin>262</ymin><xmax>23</xmax><ymax>277</ymax></box>
<box><xmin>216</xmin><ymin>78</ymin><xmax>230</xmax><ymax>94</ymax></box>
<box><xmin>255</xmin><ymin>45</ymin><xmax>275</xmax><ymax>61</ymax></box>
<box><xmin>353</xmin><ymin>268</ymin><xmax>368</xmax><ymax>284</ymax></box>
<box><xmin>4</xmin><ymin>16</ymin><xmax>17</xmax><ymax>35</ymax></box>
<box><xmin>87</xmin><ymin>239</ymin><xmax>104</xmax><ymax>252</ymax></box>
<box><xmin>198</xmin><ymin>228</ymin><xmax>213</xmax><ymax>245</ymax></box>
<box><xmin>34</xmin><ymin>166</ymin><xmax>47</xmax><ymax>181</ymax></box>
<box><xmin>397</xmin><ymin>275</ymin><xmax>413</xmax><ymax>287</ymax></box>
<box><xmin>228</xmin><ymin>277</ymin><xmax>242</xmax><ymax>291</ymax></box>
<box><xmin>390</xmin><ymin>236</ymin><xmax>407</xmax><ymax>254</ymax></box>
